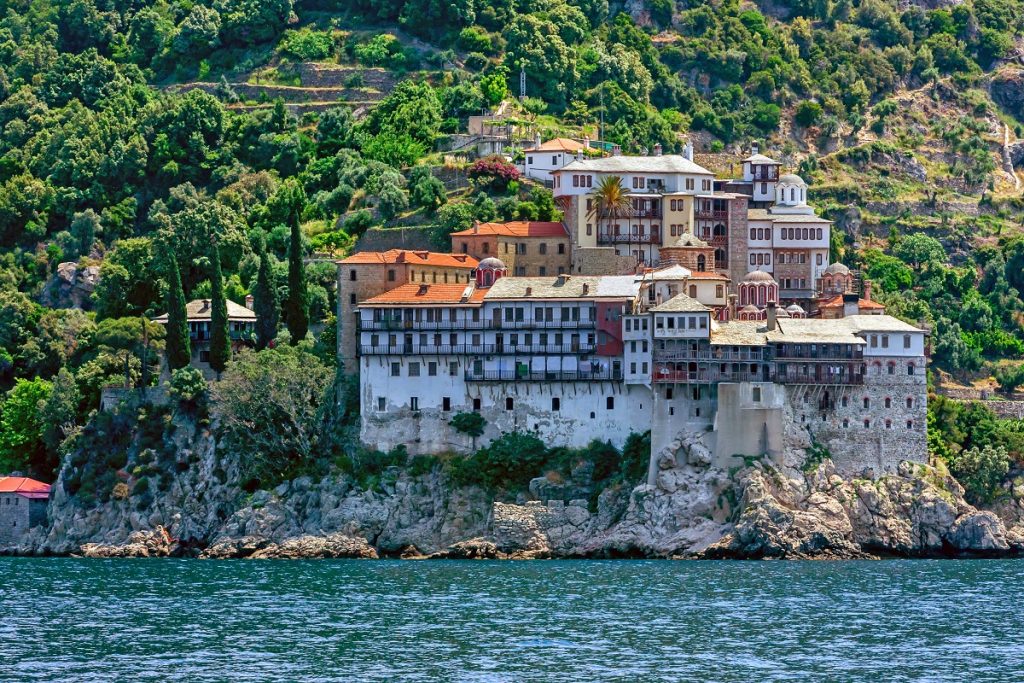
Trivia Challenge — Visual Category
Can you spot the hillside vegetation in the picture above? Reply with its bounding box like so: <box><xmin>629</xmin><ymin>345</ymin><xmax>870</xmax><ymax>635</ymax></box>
<box><xmin>1</xmin><ymin>0</ymin><xmax>1023</xmax><ymax>486</ymax></box>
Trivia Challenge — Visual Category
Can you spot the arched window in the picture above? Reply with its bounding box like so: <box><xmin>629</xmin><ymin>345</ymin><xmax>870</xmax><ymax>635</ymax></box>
<box><xmin>863</xmin><ymin>397</ymin><xmax>870</xmax><ymax>409</ymax></box>
<box><xmin>887</xmin><ymin>362</ymin><xmax>896</xmax><ymax>375</ymax></box>
<box><xmin>790</xmin><ymin>187</ymin><xmax>795</xmax><ymax>201</ymax></box>
<box><xmin>885</xmin><ymin>419</ymin><xmax>892</xmax><ymax>429</ymax></box>
<box><xmin>884</xmin><ymin>397</ymin><xmax>891</xmax><ymax>409</ymax></box>
<box><xmin>906</xmin><ymin>397</ymin><xmax>914</xmax><ymax>409</ymax></box>
<box><xmin>864</xmin><ymin>419</ymin><xmax>871</xmax><ymax>428</ymax></box>
<box><xmin>908</xmin><ymin>364</ymin><xmax>915</xmax><ymax>375</ymax></box>
<box><xmin>697</xmin><ymin>255</ymin><xmax>706</xmax><ymax>272</ymax></box>
<box><xmin>714</xmin><ymin>224</ymin><xmax>726</xmax><ymax>237</ymax></box>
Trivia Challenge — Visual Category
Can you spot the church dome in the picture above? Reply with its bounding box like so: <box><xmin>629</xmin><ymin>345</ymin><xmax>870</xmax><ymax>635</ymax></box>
<box><xmin>778</xmin><ymin>173</ymin><xmax>806</xmax><ymax>186</ymax></box>
<box><xmin>743</xmin><ymin>269</ymin><xmax>777</xmax><ymax>283</ymax></box>
<box><xmin>823</xmin><ymin>262</ymin><xmax>850</xmax><ymax>276</ymax></box>
<box><xmin>786</xmin><ymin>304</ymin><xmax>806</xmax><ymax>314</ymax></box>
<box><xmin>477</xmin><ymin>257</ymin><xmax>506</xmax><ymax>270</ymax></box>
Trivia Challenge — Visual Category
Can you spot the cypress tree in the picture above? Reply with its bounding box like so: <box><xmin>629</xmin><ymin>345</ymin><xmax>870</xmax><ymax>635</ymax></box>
<box><xmin>165</xmin><ymin>250</ymin><xmax>191</xmax><ymax>371</ymax></box>
<box><xmin>208</xmin><ymin>245</ymin><xmax>231</xmax><ymax>377</ymax></box>
<box><xmin>285</xmin><ymin>205</ymin><xmax>309</xmax><ymax>345</ymax></box>
<box><xmin>253</xmin><ymin>242</ymin><xmax>279</xmax><ymax>350</ymax></box>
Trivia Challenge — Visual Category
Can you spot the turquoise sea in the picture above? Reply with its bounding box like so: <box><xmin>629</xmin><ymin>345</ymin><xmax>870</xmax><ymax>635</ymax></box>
<box><xmin>0</xmin><ymin>558</ymin><xmax>1020</xmax><ymax>682</ymax></box>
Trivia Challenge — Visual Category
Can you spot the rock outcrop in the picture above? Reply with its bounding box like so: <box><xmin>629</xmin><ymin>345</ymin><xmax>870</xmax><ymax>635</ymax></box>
<box><xmin>702</xmin><ymin>461</ymin><xmax>1020</xmax><ymax>559</ymax></box>
<box><xmin>41</xmin><ymin>261</ymin><xmax>100</xmax><ymax>309</ymax></box>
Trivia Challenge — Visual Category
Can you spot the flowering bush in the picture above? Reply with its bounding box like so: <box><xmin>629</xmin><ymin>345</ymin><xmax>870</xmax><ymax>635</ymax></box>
<box><xmin>467</xmin><ymin>155</ymin><xmax>520</xmax><ymax>191</ymax></box>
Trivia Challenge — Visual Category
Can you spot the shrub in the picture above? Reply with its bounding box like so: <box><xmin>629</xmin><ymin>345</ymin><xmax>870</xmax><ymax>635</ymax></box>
<box><xmin>449</xmin><ymin>432</ymin><xmax>547</xmax><ymax>491</ymax></box>
<box><xmin>168</xmin><ymin>367</ymin><xmax>208</xmax><ymax>407</ymax></box>
<box><xmin>795</xmin><ymin>101</ymin><xmax>823</xmax><ymax>127</ymax></box>
<box><xmin>467</xmin><ymin>155</ymin><xmax>520</xmax><ymax>191</ymax></box>
<box><xmin>279</xmin><ymin>29</ymin><xmax>335</xmax><ymax>61</ymax></box>
<box><xmin>450</xmin><ymin>411</ymin><xmax>485</xmax><ymax>438</ymax></box>
<box><xmin>951</xmin><ymin>444</ymin><xmax>1010</xmax><ymax>504</ymax></box>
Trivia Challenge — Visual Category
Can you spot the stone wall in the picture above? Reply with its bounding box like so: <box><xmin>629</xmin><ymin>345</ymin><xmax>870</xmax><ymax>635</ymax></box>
<box><xmin>0</xmin><ymin>494</ymin><xmax>36</xmax><ymax>547</ymax></box>
<box><xmin>99</xmin><ymin>386</ymin><xmax>168</xmax><ymax>412</ymax></box>
<box><xmin>572</xmin><ymin>247</ymin><xmax>636</xmax><ymax>275</ymax></box>
<box><xmin>726</xmin><ymin>197</ymin><xmax>749</xmax><ymax>286</ymax></box>
<box><xmin>355</xmin><ymin>226</ymin><xmax>438</xmax><ymax>253</ymax></box>
<box><xmin>361</xmin><ymin>382</ymin><xmax>654</xmax><ymax>456</ymax></box>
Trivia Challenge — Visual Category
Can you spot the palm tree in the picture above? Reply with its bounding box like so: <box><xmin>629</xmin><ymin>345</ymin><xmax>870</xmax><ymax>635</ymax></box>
<box><xmin>587</xmin><ymin>175</ymin><xmax>634</xmax><ymax>264</ymax></box>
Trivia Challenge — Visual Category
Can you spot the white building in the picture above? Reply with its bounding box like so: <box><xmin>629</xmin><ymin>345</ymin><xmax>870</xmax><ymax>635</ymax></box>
<box><xmin>521</xmin><ymin>137</ymin><xmax>589</xmax><ymax>185</ymax></box>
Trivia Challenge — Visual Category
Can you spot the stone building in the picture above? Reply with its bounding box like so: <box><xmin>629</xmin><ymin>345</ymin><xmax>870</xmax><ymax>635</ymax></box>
<box><xmin>0</xmin><ymin>476</ymin><xmax>50</xmax><ymax>547</ymax></box>
<box><xmin>450</xmin><ymin>221</ymin><xmax>570</xmax><ymax>277</ymax></box>
<box><xmin>153</xmin><ymin>299</ymin><xmax>256</xmax><ymax>379</ymax></box>
<box><xmin>335</xmin><ymin>250</ymin><xmax>479</xmax><ymax>373</ymax></box>
<box><xmin>353</xmin><ymin>266</ymin><xmax>929</xmax><ymax>479</ymax></box>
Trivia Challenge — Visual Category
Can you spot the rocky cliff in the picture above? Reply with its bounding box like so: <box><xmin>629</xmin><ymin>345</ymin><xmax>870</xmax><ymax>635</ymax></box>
<box><xmin>7</xmin><ymin>407</ymin><xmax>1024</xmax><ymax>560</ymax></box>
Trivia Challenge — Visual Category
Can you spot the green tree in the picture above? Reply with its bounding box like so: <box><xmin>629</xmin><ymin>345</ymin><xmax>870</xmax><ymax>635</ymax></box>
<box><xmin>210</xmin><ymin>346</ymin><xmax>333</xmax><ymax>488</ymax></box>
<box><xmin>164</xmin><ymin>249</ymin><xmax>192</xmax><ymax>371</ymax></box>
<box><xmin>209</xmin><ymin>245</ymin><xmax>231</xmax><ymax>377</ymax></box>
<box><xmin>479</xmin><ymin>68</ymin><xmax>509</xmax><ymax>108</ymax></box>
<box><xmin>253</xmin><ymin>243</ymin><xmax>280</xmax><ymax>350</ymax></box>
<box><xmin>894</xmin><ymin>232</ymin><xmax>946</xmax><ymax>271</ymax></box>
<box><xmin>795</xmin><ymin>101</ymin><xmax>823</xmax><ymax>127</ymax></box>
<box><xmin>285</xmin><ymin>194</ymin><xmax>309</xmax><ymax>345</ymax></box>
<box><xmin>952</xmin><ymin>444</ymin><xmax>1010</xmax><ymax>504</ymax></box>
<box><xmin>0</xmin><ymin>378</ymin><xmax>53</xmax><ymax>478</ymax></box>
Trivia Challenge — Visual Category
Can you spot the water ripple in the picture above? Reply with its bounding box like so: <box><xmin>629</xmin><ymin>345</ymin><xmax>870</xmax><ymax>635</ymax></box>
<box><xmin>1</xmin><ymin>558</ymin><xmax>1023</xmax><ymax>682</ymax></box>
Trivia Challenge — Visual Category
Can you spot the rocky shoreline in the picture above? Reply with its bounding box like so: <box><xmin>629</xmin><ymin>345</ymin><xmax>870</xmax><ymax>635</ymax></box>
<box><xmin>7</xmin><ymin>454</ymin><xmax>1023</xmax><ymax>561</ymax></box>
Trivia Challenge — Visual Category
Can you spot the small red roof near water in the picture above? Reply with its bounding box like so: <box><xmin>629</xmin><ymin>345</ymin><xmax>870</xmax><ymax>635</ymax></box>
<box><xmin>0</xmin><ymin>477</ymin><xmax>51</xmax><ymax>499</ymax></box>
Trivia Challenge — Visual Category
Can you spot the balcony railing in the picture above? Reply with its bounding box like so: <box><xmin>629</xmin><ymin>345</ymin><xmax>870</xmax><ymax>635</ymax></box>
<box><xmin>465</xmin><ymin>368</ymin><xmax>623</xmax><ymax>382</ymax></box>
<box><xmin>751</xmin><ymin>170</ymin><xmax>778</xmax><ymax>181</ymax></box>
<box><xmin>629</xmin><ymin>207</ymin><xmax>662</xmax><ymax>219</ymax></box>
<box><xmin>773</xmin><ymin>367</ymin><xmax>864</xmax><ymax>385</ymax></box>
<box><xmin>597</xmin><ymin>233</ymin><xmax>660</xmax><ymax>245</ymax></box>
<box><xmin>359</xmin><ymin>319</ymin><xmax>596</xmax><ymax>331</ymax></box>
<box><xmin>360</xmin><ymin>343</ymin><xmax>596</xmax><ymax>356</ymax></box>
<box><xmin>695</xmin><ymin>209</ymin><xmax>729</xmax><ymax>220</ymax></box>
<box><xmin>653</xmin><ymin>349</ymin><xmax>765</xmax><ymax>362</ymax></box>
<box><xmin>653</xmin><ymin>367</ymin><xmax>766</xmax><ymax>384</ymax></box>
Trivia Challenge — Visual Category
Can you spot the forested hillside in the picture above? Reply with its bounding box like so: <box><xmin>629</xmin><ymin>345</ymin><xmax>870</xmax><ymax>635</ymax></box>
<box><xmin>1</xmin><ymin>0</ymin><xmax>1023</xmax><ymax>482</ymax></box>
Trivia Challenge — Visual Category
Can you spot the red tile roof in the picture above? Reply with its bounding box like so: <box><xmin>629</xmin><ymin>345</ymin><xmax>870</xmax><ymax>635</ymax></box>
<box><xmin>360</xmin><ymin>283</ymin><xmax>484</xmax><ymax>306</ymax></box>
<box><xmin>819</xmin><ymin>295</ymin><xmax>885</xmax><ymax>310</ymax></box>
<box><xmin>450</xmin><ymin>222</ymin><xmax>567</xmax><ymax>238</ymax></box>
<box><xmin>0</xmin><ymin>477</ymin><xmax>51</xmax><ymax>499</ymax></box>
<box><xmin>523</xmin><ymin>137</ymin><xmax>587</xmax><ymax>153</ymax></box>
<box><xmin>687</xmin><ymin>271</ymin><xmax>729</xmax><ymax>280</ymax></box>
<box><xmin>339</xmin><ymin>250</ymin><xmax>479</xmax><ymax>268</ymax></box>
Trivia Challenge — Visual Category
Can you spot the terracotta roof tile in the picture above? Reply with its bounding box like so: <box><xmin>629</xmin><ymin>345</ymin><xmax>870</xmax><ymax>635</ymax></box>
<box><xmin>338</xmin><ymin>250</ymin><xmax>479</xmax><ymax>268</ymax></box>
<box><xmin>819</xmin><ymin>295</ymin><xmax>885</xmax><ymax>310</ymax></box>
<box><xmin>523</xmin><ymin>137</ymin><xmax>587</xmax><ymax>153</ymax></box>
<box><xmin>0</xmin><ymin>476</ymin><xmax>51</xmax><ymax>499</ymax></box>
<box><xmin>360</xmin><ymin>283</ymin><xmax>482</xmax><ymax>306</ymax></box>
<box><xmin>450</xmin><ymin>222</ymin><xmax>567</xmax><ymax>238</ymax></box>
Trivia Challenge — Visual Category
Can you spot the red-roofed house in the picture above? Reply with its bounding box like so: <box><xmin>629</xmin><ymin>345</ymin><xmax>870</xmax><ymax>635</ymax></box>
<box><xmin>0</xmin><ymin>476</ymin><xmax>50</xmax><ymax>546</ymax></box>
<box><xmin>336</xmin><ymin>250</ymin><xmax>480</xmax><ymax>373</ymax></box>
<box><xmin>451</xmin><ymin>222</ymin><xmax>570</xmax><ymax>278</ymax></box>
<box><xmin>522</xmin><ymin>137</ymin><xmax>589</xmax><ymax>184</ymax></box>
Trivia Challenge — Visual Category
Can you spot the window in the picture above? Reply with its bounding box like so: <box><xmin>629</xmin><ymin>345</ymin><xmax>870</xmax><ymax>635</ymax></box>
<box><xmin>586</xmin><ymin>223</ymin><xmax>593</xmax><ymax>236</ymax></box>
<box><xmin>387</xmin><ymin>269</ymin><xmax>396</xmax><ymax>282</ymax></box>
<box><xmin>539</xmin><ymin>243</ymin><xmax>547</xmax><ymax>255</ymax></box>
<box><xmin>864</xmin><ymin>419</ymin><xmax>871</xmax><ymax>428</ymax></box>
<box><xmin>885</xmin><ymin>397</ymin><xmax>891</xmax><ymax>408</ymax></box>
<box><xmin>816</xmin><ymin>254</ymin><xmax>822</xmax><ymax>265</ymax></box>
<box><xmin>558</xmin><ymin>243</ymin><xmax>565</xmax><ymax>254</ymax></box>
<box><xmin>716</xmin><ymin>285</ymin><xmax>724</xmax><ymax>298</ymax></box>
<box><xmin>473</xmin><ymin>398</ymin><xmax>481</xmax><ymax>411</ymax></box>
<box><xmin>482</xmin><ymin>243</ymin><xmax>489</xmax><ymax>254</ymax></box>
<box><xmin>752</xmin><ymin>387</ymin><xmax>762</xmax><ymax>402</ymax></box>
<box><xmin>904</xmin><ymin>335</ymin><xmax>912</xmax><ymax>349</ymax></box>
<box><xmin>907</xmin><ymin>420</ymin><xmax>914</xmax><ymax>429</ymax></box>
<box><xmin>408</xmin><ymin>362</ymin><xmax>420</xmax><ymax>376</ymax></box>
<box><xmin>908</xmin><ymin>364</ymin><xmax>915</xmax><ymax>375</ymax></box>
<box><xmin>881</xmin><ymin>335</ymin><xmax>889</xmax><ymax>349</ymax></box>
<box><xmin>410</xmin><ymin>397</ymin><xmax>419</xmax><ymax>411</ymax></box>
<box><xmin>863</xmin><ymin>397</ymin><xmax>870</xmax><ymax>409</ymax></box>
<box><xmin>750</xmin><ymin>254</ymin><xmax>756</xmax><ymax>265</ymax></box>
<box><xmin>552</xmin><ymin>397</ymin><xmax>560</xmax><ymax>411</ymax></box>
<box><xmin>377</xmin><ymin>397</ymin><xmax>386</xmax><ymax>411</ymax></box>
<box><xmin>349</xmin><ymin>269</ymin><xmax>357</xmax><ymax>281</ymax></box>
<box><xmin>517</xmin><ymin>243</ymin><xmax>526</xmax><ymax>255</ymax></box>
<box><xmin>428</xmin><ymin>362</ymin><xmax>437</xmax><ymax>376</ymax></box>
<box><xmin>843</xmin><ymin>419</ymin><xmax>849</xmax><ymax>428</ymax></box>
<box><xmin>506</xmin><ymin>397</ymin><xmax>514</xmax><ymax>411</ymax></box>
<box><xmin>442</xmin><ymin>397</ymin><xmax>451</xmax><ymax>412</ymax></box>
<box><xmin>885</xmin><ymin>420</ymin><xmax>892</xmax><ymax>429</ymax></box>
<box><xmin>841</xmin><ymin>396</ymin><xmax>848</xmax><ymax>407</ymax></box>
<box><xmin>606</xmin><ymin>396</ymin><xmax>614</xmax><ymax>410</ymax></box>
<box><xmin>450</xmin><ymin>362</ymin><xmax>458</xmax><ymax>376</ymax></box>
<box><xmin>907</xmin><ymin>397</ymin><xmax>914</xmax><ymax>409</ymax></box>
<box><xmin>689</xmin><ymin>285</ymin><xmax>697</xmax><ymax>298</ymax></box>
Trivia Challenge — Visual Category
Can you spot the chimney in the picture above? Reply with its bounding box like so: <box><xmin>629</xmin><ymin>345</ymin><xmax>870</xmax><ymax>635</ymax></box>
<box><xmin>535</xmin><ymin>132</ymin><xmax>542</xmax><ymax>149</ymax></box>
<box><xmin>653</xmin><ymin>143</ymin><xmax>662</xmax><ymax>156</ymax></box>
<box><xmin>612</xmin><ymin>144</ymin><xmax>621</xmax><ymax>157</ymax></box>
<box><xmin>244</xmin><ymin>294</ymin><xmax>254</xmax><ymax>311</ymax></box>
<box><xmin>473</xmin><ymin>221</ymin><xmax>480</xmax><ymax>234</ymax></box>
<box><xmin>201</xmin><ymin>299</ymin><xmax>210</xmax><ymax>312</ymax></box>
<box><xmin>683</xmin><ymin>141</ymin><xmax>693</xmax><ymax>161</ymax></box>
<box><xmin>728</xmin><ymin>293</ymin><xmax>738</xmax><ymax>321</ymax></box>
<box><xmin>842</xmin><ymin>292</ymin><xmax>859</xmax><ymax>318</ymax></box>
<box><xmin>766</xmin><ymin>300</ymin><xmax>777</xmax><ymax>331</ymax></box>
<box><xmin>557</xmin><ymin>273</ymin><xmax>570</xmax><ymax>285</ymax></box>
<box><xmin>582</xmin><ymin>283</ymin><xmax>590</xmax><ymax>295</ymax></box>
<box><xmin>525</xmin><ymin>286</ymin><xmax>532</xmax><ymax>296</ymax></box>
<box><xmin>751</xmin><ymin>141</ymin><xmax>760</xmax><ymax>155</ymax></box>
<box><xmin>417</xmin><ymin>284</ymin><xmax>429</xmax><ymax>295</ymax></box>
<box><xmin>863</xmin><ymin>279</ymin><xmax>872</xmax><ymax>301</ymax></box>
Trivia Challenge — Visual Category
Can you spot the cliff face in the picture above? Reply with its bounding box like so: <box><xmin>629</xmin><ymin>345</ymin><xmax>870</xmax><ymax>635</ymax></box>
<box><xmin>7</xmin><ymin>408</ymin><xmax>1023</xmax><ymax>560</ymax></box>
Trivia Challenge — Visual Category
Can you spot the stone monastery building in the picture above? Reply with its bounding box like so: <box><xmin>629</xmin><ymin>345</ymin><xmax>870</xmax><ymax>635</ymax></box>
<box><xmin>339</xmin><ymin>146</ymin><xmax>930</xmax><ymax>478</ymax></box>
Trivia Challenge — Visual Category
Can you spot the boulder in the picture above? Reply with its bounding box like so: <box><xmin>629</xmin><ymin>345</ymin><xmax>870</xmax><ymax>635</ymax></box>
<box><xmin>246</xmin><ymin>533</ymin><xmax>378</xmax><ymax>559</ymax></box>
<box><xmin>42</xmin><ymin>262</ymin><xmax>100</xmax><ymax>309</ymax></box>
<box><xmin>991</xmin><ymin>69</ymin><xmax>1024</xmax><ymax>116</ymax></box>
<box><xmin>79</xmin><ymin>527</ymin><xmax>178</xmax><ymax>558</ymax></box>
